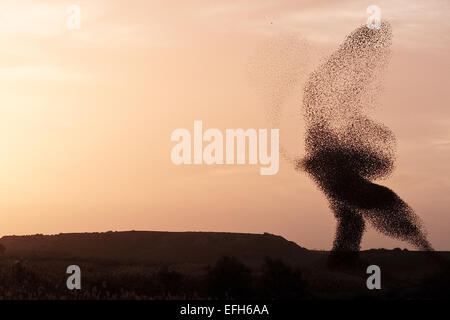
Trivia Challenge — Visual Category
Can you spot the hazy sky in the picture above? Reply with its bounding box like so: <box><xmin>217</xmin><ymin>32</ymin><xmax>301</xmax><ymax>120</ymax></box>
<box><xmin>0</xmin><ymin>0</ymin><xmax>449</xmax><ymax>250</ymax></box>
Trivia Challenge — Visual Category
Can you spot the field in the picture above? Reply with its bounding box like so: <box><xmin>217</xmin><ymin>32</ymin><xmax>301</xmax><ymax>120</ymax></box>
<box><xmin>0</xmin><ymin>231</ymin><xmax>448</xmax><ymax>300</ymax></box>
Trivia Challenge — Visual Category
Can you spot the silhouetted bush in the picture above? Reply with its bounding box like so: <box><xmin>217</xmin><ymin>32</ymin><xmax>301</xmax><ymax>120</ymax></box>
<box><xmin>206</xmin><ymin>256</ymin><xmax>253</xmax><ymax>299</ymax></box>
<box><xmin>155</xmin><ymin>266</ymin><xmax>184</xmax><ymax>297</ymax></box>
<box><xmin>258</xmin><ymin>257</ymin><xmax>308</xmax><ymax>299</ymax></box>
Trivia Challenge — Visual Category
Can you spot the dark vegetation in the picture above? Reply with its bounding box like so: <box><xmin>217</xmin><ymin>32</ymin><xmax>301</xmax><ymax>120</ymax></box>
<box><xmin>0</xmin><ymin>231</ymin><xmax>448</xmax><ymax>300</ymax></box>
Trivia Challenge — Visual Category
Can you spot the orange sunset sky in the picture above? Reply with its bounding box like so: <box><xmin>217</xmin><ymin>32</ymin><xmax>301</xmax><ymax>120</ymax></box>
<box><xmin>0</xmin><ymin>0</ymin><xmax>449</xmax><ymax>250</ymax></box>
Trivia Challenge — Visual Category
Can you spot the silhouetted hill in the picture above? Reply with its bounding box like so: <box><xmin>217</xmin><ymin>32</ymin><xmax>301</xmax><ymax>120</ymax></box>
<box><xmin>1</xmin><ymin>231</ymin><xmax>448</xmax><ymax>273</ymax></box>
<box><xmin>0</xmin><ymin>231</ymin><xmax>308</xmax><ymax>266</ymax></box>
<box><xmin>0</xmin><ymin>231</ymin><xmax>449</xmax><ymax>299</ymax></box>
